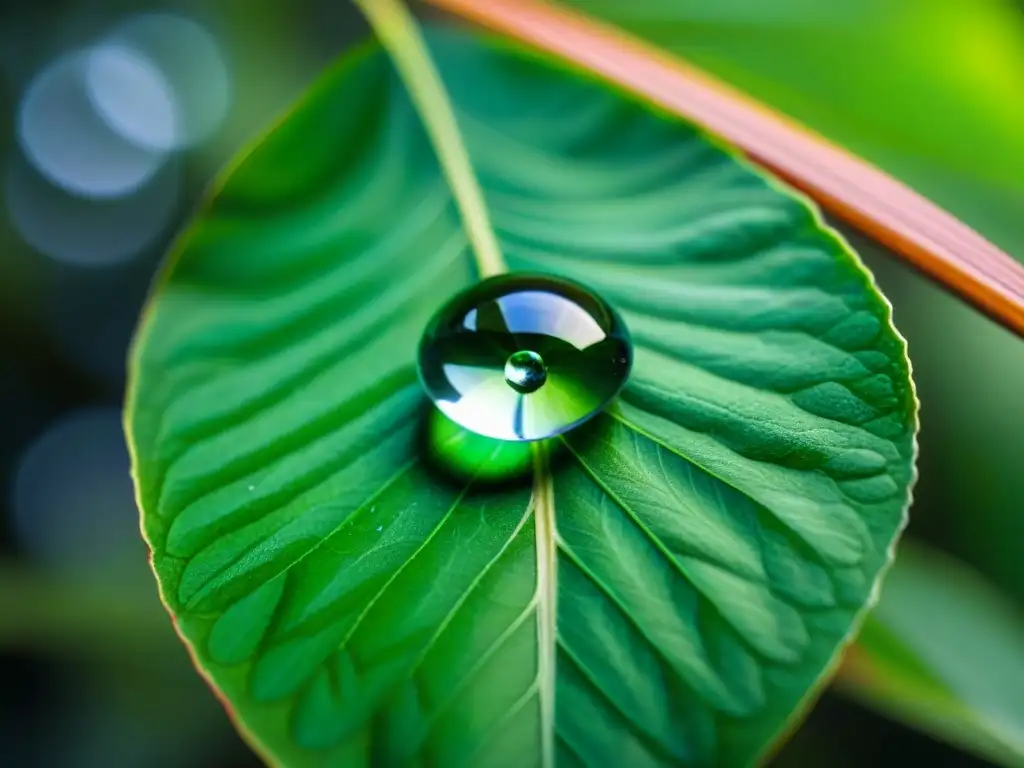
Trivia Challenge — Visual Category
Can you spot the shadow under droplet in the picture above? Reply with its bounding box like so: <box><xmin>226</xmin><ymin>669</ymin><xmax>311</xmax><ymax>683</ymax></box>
<box><xmin>420</xmin><ymin>406</ymin><xmax>578</xmax><ymax>492</ymax></box>
<box><xmin>421</xmin><ymin>406</ymin><xmax>533</xmax><ymax>490</ymax></box>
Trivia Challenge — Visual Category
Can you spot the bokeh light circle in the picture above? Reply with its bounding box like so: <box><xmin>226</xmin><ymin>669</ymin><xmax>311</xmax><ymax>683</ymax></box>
<box><xmin>10</xmin><ymin>407</ymin><xmax>141</xmax><ymax>573</ymax></box>
<box><xmin>5</xmin><ymin>151</ymin><xmax>179</xmax><ymax>267</ymax></box>
<box><xmin>85</xmin><ymin>43</ymin><xmax>177</xmax><ymax>153</ymax></box>
<box><xmin>16</xmin><ymin>51</ymin><xmax>166</xmax><ymax>198</ymax></box>
<box><xmin>94</xmin><ymin>13</ymin><xmax>231</xmax><ymax>150</ymax></box>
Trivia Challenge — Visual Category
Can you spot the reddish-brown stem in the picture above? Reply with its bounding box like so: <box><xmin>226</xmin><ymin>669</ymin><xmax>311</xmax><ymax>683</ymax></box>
<box><xmin>425</xmin><ymin>0</ymin><xmax>1024</xmax><ymax>339</ymax></box>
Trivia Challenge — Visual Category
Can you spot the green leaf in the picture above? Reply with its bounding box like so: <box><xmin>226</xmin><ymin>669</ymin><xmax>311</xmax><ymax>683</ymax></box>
<box><xmin>126</xmin><ymin>25</ymin><xmax>917</xmax><ymax>767</ymax></box>
<box><xmin>839</xmin><ymin>543</ymin><xmax>1024</xmax><ymax>767</ymax></box>
<box><xmin>558</xmin><ymin>0</ymin><xmax>1024</xmax><ymax>255</ymax></box>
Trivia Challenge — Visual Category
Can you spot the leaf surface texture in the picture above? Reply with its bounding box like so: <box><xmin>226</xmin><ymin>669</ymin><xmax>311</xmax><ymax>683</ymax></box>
<box><xmin>127</xmin><ymin>29</ymin><xmax>917</xmax><ymax>767</ymax></box>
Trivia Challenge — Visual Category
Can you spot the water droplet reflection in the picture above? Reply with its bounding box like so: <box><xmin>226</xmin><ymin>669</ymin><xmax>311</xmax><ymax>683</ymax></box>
<box><xmin>418</xmin><ymin>274</ymin><xmax>632</xmax><ymax>441</ymax></box>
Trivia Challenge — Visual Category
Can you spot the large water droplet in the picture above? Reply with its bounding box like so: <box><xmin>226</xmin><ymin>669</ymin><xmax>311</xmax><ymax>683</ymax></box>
<box><xmin>418</xmin><ymin>274</ymin><xmax>632</xmax><ymax>441</ymax></box>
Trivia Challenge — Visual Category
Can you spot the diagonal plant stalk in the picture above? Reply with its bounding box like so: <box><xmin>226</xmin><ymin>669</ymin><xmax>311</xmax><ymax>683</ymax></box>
<box><xmin>424</xmin><ymin>0</ymin><xmax>1024</xmax><ymax>340</ymax></box>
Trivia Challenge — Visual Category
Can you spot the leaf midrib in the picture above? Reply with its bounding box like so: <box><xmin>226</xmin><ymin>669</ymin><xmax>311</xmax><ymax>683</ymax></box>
<box><xmin>532</xmin><ymin>444</ymin><xmax>558</xmax><ymax>767</ymax></box>
<box><xmin>353</xmin><ymin>3</ymin><xmax>558</xmax><ymax>766</ymax></box>
<box><xmin>353</xmin><ymin>0</ymin><xmax>507</xmax><ymax>278</ymax></box>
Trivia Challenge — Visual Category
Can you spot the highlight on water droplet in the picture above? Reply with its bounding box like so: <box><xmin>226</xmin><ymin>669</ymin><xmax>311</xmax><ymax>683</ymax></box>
<box><xmin>417</xmin><ymin>274</ymin><xmax>632</xmax><ymax>441</ymax></box>
<box><xmin>504</xmin><ymin>349</ymin><xmax>547</xmax><ymax>394</ymax></box>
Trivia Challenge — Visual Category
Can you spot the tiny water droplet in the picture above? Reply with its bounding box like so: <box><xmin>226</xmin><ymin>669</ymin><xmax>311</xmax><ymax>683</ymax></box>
<box><xmin>418</xmin><ymin>274</ymin><xmax>632</xmax><ymax>441</ymax></box>
<box><xmin>504</xmin><ymin>350</ymin><xmax>547</xmax><ymax>394</ymax></box>
<box><xmin>247</xmin><ymin>485</ymin><xmax>255</xmax><ymax>491</ymax></box>
<box><xmin>376</xmin><ymin>525</ymin><xmax>383</xmax><ymax>533</ymax></box>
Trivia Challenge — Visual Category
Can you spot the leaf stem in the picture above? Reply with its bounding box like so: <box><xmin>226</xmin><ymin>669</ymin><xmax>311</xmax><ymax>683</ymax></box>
<box><xmin>353</xmin><ymin>0</ymin><xmax>508</xmax><ymax>278</ymax></box>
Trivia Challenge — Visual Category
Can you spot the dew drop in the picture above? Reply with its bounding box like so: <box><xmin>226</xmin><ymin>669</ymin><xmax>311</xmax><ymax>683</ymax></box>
<box><xmin>418</xmin><ymin>274</ymin><xmax>632</xmax><ymax>441</ymax></box>
<box><xmin>504</xmin><ymin>350</ymin><xmax>547</xmax><ymax>394</ymax></box>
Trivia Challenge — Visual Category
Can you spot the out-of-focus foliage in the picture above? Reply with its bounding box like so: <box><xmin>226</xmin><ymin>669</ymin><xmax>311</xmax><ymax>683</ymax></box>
<box><xmin>892</xmin><ymin>261</ymin><xmax>1024</xmax><ymax>600</ymax></box>
<box><xmin>837</xmin><ymin>542</ymin><xmax>1024</xmax><ymax>767</ymax></box>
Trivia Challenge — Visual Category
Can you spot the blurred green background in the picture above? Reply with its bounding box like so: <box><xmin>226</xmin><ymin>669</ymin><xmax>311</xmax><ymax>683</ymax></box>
<box><xmin>0</xmin><ymin>1</ymin><xmax>1021</xmax><ymax>766</ymax></box>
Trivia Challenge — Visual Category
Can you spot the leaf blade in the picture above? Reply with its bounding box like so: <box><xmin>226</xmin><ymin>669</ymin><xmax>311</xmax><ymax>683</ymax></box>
<box><xmin>127</xmin><ymin>27</ymin><xmax>917</xmax><ymax>767</ymax></box>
